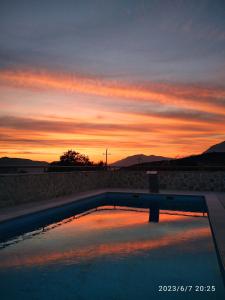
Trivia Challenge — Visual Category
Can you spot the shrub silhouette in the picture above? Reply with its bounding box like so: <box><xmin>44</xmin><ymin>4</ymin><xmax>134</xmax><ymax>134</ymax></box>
<box><xmin>52</xmin><ymin>150</ymin><xmax>93</xmax><ymax>166</ymax></box>
<box><xmin>49</xmin><ymin>150</ymin><xmax>105</xmax><ymax>172</ymax></box>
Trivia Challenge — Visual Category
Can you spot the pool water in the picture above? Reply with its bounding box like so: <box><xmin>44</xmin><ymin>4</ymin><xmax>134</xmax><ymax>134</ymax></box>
<box><xmin>0</xmin><ymin>208</ymin><xmax>224</xmax><ymax>300</ymax></box>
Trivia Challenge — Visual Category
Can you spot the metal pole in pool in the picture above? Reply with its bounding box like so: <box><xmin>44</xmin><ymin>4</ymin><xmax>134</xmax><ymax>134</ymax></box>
<box><xmin>148</xmin><ymin>202</ymin><xmax>159</xmax><ymax>222</ymax></box>
<box><xmin>146</xmin><ymin>171</ymin><xmax>159</xmax><ymax>222</ymax></box>
<box><xmin>146</xmin><ymin>171</ymin><xmax>159</xmax><ymax>193</ymax></box>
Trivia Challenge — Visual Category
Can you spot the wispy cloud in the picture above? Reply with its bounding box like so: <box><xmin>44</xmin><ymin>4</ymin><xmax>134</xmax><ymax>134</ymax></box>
<box><xmin>1</xmin><ymin>1</ymin><xmax>225</xmax><ymax>161</ymax></box>
<box><xmin>0</xmin><ymin>113</ymin><xmax>224</xmax><ymax>162</ymax></box>
<box><xmin>1</xmin><ymin>67</ymin><xmax>225</xmax><ymax>161</ymax></box>
<box><xmin>0</xmin><ymin>115</ymin><xmax>222</xmax><ymax>135</ymax></box>
<box><xmin>1</xmin><ymin>69</ymin><xmax>225</xmax><ymax>115</ymax></box>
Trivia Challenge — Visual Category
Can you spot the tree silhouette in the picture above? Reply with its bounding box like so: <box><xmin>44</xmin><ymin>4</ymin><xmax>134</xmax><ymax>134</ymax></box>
<box><xmin>53</xmin><ymin>150</ymin><xmax>93</xmax><ymax>166</ymax></box>
<box><xmin>97</xmin><ymin>160</ymin><xmax>104</xmax><ymax>166</ymax></box>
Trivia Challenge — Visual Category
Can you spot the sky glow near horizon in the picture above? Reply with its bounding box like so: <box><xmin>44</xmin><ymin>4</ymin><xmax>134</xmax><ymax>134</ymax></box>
<box><xmin>0</xmin><ymin>0</ymin><xmax>225</xmax><ymax>163</ymax></box>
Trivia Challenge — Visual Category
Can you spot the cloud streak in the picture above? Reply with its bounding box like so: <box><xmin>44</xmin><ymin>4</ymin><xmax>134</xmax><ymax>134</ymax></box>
<box><xmin>1</xmin><ymin>67</ymin><xmax>225</xmax><ymax>161</ymax></box>
<box><xmin>1</xmin><ymin>69</ymin><xmax>225</xmax><ymax>115</ymax></box>
<box><xmin>0</xmin><ymin>113</ymin><xmax>224</xmax><ymax>162</ymax></box>
<box><xmin>0</xmin><ymin>115</ymin><xmax>222</xmax><ymax>135</ymax></box>
<box><xmin>1</xmin><ymin>1</ymin><xmax>225</xmax><ymax>162</ymax></box>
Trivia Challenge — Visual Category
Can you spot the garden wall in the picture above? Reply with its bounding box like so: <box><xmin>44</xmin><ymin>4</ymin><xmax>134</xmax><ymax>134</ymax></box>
<box><xmin>1</xmin><ymin>170</ymin><xmax>225</xmax><ymax>207</ymax></box>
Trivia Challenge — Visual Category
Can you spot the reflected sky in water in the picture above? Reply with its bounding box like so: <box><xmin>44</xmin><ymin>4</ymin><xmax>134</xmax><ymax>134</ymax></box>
<box><xmin>0</xmin><ymin>209</ymin><xmax>224</xmax><ymax>300</ymax></box>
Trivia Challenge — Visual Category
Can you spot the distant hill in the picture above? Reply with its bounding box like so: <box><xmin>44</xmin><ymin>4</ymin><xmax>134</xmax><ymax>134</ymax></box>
<box><xmin>111</xmin><ymin>154</ymin><xmax>170</xmax><ymax>167</ymax></box>
<box><xmin>0</xmin><ymin>157</ymin><xmax>48</xmax><ymax>166</ymax></box>
<box><xmin>123</xmin><ymin>152</ymin><xmax>225</xmax><ymax>170</ymax></box>
<box><xmin>204</xmin><ymin>141</ymin><xmax>225</xmax><ymax>153</ymax></box>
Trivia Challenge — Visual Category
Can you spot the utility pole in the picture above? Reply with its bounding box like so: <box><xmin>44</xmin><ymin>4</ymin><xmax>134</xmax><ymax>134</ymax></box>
<box><xmin>102</xmin><ymin>148</ymin><xmax>111</xmax><ymax>166</ymax></box>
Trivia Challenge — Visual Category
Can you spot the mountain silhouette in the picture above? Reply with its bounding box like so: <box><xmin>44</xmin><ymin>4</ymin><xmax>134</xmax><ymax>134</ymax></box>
<box><xmin>0</xmin><ymin>157</ymin><xmax>48</xmax><ymax>166</ymax></box>
<box><xmin>204</xmin><ymin>141</ymin><xmax>225</xmax><ymax>153</ymax></box>
<box><xmin>111</xmin><ymin>154</ymin><xmax>170</xmax><ymax>167</ymax></box>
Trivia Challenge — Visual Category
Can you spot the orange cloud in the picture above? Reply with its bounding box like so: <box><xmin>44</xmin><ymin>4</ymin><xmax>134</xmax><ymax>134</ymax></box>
<box><xmin>1</xmin><ymin>68</ymin><xmax>225</xmax><ymax>161</ymax></box>
<box><xmin>1</xmin><ymin>69</ymin><xmax>225</xmax><ymax>115</ymax></box>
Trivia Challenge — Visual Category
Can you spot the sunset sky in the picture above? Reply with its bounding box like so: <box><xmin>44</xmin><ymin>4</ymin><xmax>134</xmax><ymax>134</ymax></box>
<box><xmin>0</xmin><ymin>0</ymin><xmax>225</xmax><ymax>163</ymax></box>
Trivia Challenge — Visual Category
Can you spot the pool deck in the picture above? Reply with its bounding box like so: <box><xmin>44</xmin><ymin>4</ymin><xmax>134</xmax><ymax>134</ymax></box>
<box><xmin>0</xmin><ymin>188</ymin><xmax>225</xmax><ymax>280</ymax></box>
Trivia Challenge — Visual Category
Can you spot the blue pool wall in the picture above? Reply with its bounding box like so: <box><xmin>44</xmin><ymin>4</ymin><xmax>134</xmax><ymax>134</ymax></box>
<box><xmin>0</xmin><ymin>192</ymin><xmax>207</xmax><ymax>243</ymax></box>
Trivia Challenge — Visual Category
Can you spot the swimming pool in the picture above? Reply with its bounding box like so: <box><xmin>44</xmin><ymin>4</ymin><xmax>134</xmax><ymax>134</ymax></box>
<box><xmin>0</xmin><ymin>192</ymin><xmax>207</xmax><ymax>242</ymax></box>
<box><xmin>0</xmin><ymin>193</ymin><xmax>224</xmax><ymax>300</ymax></box>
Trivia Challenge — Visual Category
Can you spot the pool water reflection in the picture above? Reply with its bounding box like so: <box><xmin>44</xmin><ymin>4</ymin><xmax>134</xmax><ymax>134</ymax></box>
<box><xmin>0</xmin><ymin>208</ymin><xmax>224</xmax><ymax>300</ymax></box>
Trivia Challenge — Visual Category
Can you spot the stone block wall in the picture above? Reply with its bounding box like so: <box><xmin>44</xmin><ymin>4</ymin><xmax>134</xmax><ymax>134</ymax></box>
<box><xmin>0</xmin><ymin>171</ymin><xmax>109</xmax><ymax>208</ymax></box>
<box><xmin>108</xmin><ymin>171</ymin><xmax>148</xmax><ymax>189</ymax></box>
<box><xmin>0</xmin><ymin>170</ymin><xmax>225</xmax><ymax>208</ymax></box>
<box><xmin>159</xmin><ymin>171</ymin><xmax>225</xmax><ymax>191</ymax></box>
<box><xmin>107</xmin><ymin>170</ymin><xmax>225</xmax><ymax>191</ymax></box>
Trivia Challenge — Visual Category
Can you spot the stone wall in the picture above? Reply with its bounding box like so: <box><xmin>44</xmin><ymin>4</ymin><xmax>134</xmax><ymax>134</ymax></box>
<box><xmin>159</xmin><ymin>171</ymin><xmax>225</xmax><ymax>191</ymax></box>
<box><xmin>0</xmin><ymin>171</ymin><xmax>109</xmax><ymax>208</ymax></box>
<box><xmin>108</xmin><ymin>171</ymin><xmax>148</xmax><ymax>189</ymax></box>
<box><xmin>1</xmin><ymin>170</ymin><xmax>225</xmax><ymax>208</ymax></box>
<box><xmin>108</xmin><ymin>170</ymin><xmax>225</xmax><ymax>192</ymax></box>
